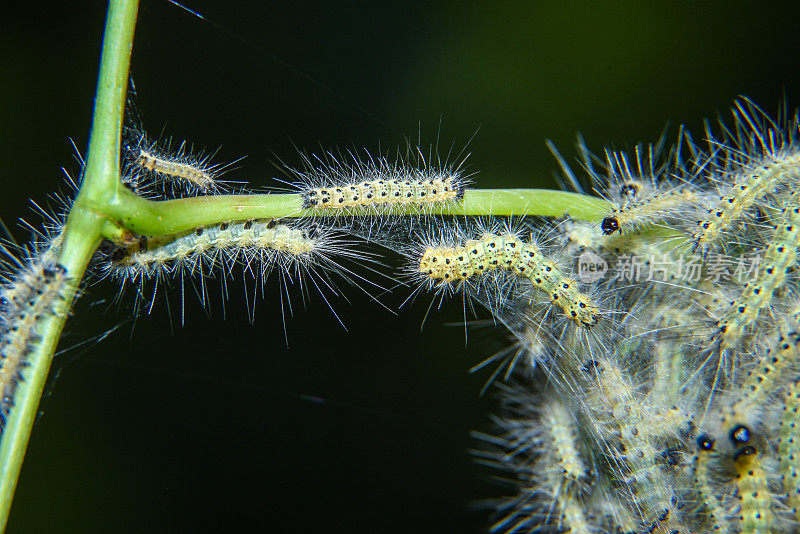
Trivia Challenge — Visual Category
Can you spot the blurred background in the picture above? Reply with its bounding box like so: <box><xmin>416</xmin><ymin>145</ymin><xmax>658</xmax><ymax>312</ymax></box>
<box><xmin>3</xmin><ymin>1</ymin><xmax>800</xmax><ymax>532</ymax></box>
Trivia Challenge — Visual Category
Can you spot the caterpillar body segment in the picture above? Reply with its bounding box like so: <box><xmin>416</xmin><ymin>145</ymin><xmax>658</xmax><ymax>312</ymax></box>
<box><xmin>778</xmin><ymin>381</ymin><xmax>800</xmax><ymax>525</ymax></box>
<box><xmin>290</xmin><ymin>147</ymin><xmax>469</xmax><ymax>216</ymax></box>
<box><xmin>732</xmin><ymin>446</ymin><xmax>775</xmax><ymax>533</ymax></box>
<box><xmin>715</xmin><ymin>193</ymin><xmax>800</xmax><ymax>354</ymax></box>
<box><xmin>0</xmin><ymin>258</ymin><xmax>68</xmax><ymax>430</ymax></box>
<box><xmin>416</xmin><ymin>229</ymin><xmax>600</xmax><ymax>328</ymax></box>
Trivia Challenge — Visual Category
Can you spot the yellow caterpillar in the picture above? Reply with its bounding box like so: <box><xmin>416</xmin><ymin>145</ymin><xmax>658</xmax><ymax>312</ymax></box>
<box><xmin>417</xmin><ymin>231</ymin><xmax>599</xmax><ymax>327</ymax></box>
<box><xmin>301</xmin><ymin>175</ymin><xmax>465</xmax><ymax>212</ymax></box>
<box><xmin>717</xmin><ymin>193</ymin><xmax>800</xmax><ymax>353</ymax></box>
<box><xmin>0</xmin><ymin>260</ymin><xmax>67</xmax><ymax>429</ymax></box>
<box><xmin>692</xmin><ymin>151</ymin><xmax>800</xmax><ymax>253</ymax></box>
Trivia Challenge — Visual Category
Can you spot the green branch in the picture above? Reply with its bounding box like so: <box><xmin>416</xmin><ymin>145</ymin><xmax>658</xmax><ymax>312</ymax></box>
<box><xmin>0</xmin><ymin>1</ymin><xmax>139</xmax><ymax>530</ymax></box>
<box><xmin>104</xmin><ymin>187</ymin><xmax>610</xmax><ymax>238</ymax></box>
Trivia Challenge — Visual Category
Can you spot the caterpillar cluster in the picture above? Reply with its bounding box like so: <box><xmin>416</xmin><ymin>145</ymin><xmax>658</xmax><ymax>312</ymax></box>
<box><xmin>450</xmin><ymin>99</ymin><xmax>800</xmax><ymax>533</ymax></box>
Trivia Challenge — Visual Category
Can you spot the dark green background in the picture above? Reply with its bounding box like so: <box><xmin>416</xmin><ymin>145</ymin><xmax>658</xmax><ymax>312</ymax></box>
<box><xmin>3</xmin><ymin>1</ymin><xmax>800</xmax><ymax>532</ymax></box>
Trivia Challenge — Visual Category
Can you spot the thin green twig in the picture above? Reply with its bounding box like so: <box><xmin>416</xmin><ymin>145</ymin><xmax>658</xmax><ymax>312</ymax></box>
<box><xmin>103</xmin><ymin>187</ymin><xmax>610</xmax><ymax>238</ymax></box>
<box><xmin>0</xmin><ymin>0</ymin><xmax>139</xmax><ymax>530</ymax></box>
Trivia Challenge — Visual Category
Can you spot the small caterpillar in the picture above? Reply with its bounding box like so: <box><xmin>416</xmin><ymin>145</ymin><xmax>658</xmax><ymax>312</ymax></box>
<box><xmin>415</xmin><ymin>229</ymin><xmax>599</xmax><ymax>327</ymax></box>
<box><xmin>778</xmin><ymin>380</ymin><xmax>800</xmax><ymax>524</ymax></box>
<box><xmin>716</xmin><ymin>193</ymin><xmax>800</xmax><ymax>353</ymax></box>
<box><xmin>543</xmin><ymin>397</ymin><xmax>591</xmax><ymax>491</ymax></box>
<box><xmin>732</xmin><ymin>445</ymin><xmax>774</xmax><ymax>532</ymax></box>
<box><xmin>691</xmin><ymin>100</ymin><xmax>800</xmax><ymax>254</ymax></box>
<box><xmin>302</xmin><ymin>175</ymin><xmax>465</xmax><ymax>210</ymax></box>
<box><xmin>121</xmin><ymin>87</ymin><xmax>233</xmax><ymax>197</ymax></box>
<box><xmin>473</xmin><ymin>385</ymin><xmax>599</xmax><ymax>534</ymax></box>
<box><xmin>290</xmin><ymin>148</ymin><xmax>468</xmax><ymax>214</ymax></box>
<box><xmin>122</xmin><ymin>131</ymin><xmax>229</xmax><ymax>196</ymax></box>
<box><xmin>106</xmin><ymin>219</ymin><xmax>363</xmax><ymax>325</ymax></box>
<box><xmin>580</xmin><ymin>357</ymin><xmax>683</xmax><ymax>533</ymax></box>
<box><xmin>0</xmin><ymin>259</ymin><xmax>67</xmax><ymax>429</ymax></box>
<box><xmin>690</xmin><ymin>434</ymin><xmax>733</xmax><ymax>533</ymax></box>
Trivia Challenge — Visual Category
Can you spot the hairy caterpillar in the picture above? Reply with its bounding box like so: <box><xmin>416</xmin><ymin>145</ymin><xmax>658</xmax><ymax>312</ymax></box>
<box><xmin>290</xmin><ymin>148</ymin><xmax>469</xmax><ymax>215</ymax></box>
<box><xmin>121</xmin><ymin>87</ymin><xmax>235</xmax><ymax>197</ymax></box>
<box><xmin>105</xmin><ymin>219</ymin><xmax>367</xmax><ymax>326</ymax></box>
<box><xmin>778</xmin><ymin>380</ymin><xmax>800</xmax><ymax>524</ymax></box>
<box><xmin>691</xmin><ymin>100</ymin><xmax>800</xmax><ymax>254</ymax></box>
<box><xmin>579</xmin><ymin>356</ymin><xmax>684</xmax><ymax>533</ymax></box>
<box><xmin>473</xmin><ymin>385</ymin><xmax>599</xmax><ymax>534</ymax></box>
<box><xmin>0</xmin><ymin>258</ymin><xmax>67</xmax><ymax>429</ymax></box>
<box><xmin>601</xmin><ymin>185</ymin><xmax>703</xmax><ymax>235</ymax></box>
<box><xmin>112</xmin><ymin>220</ymin><xmax>319</xmax><ymax>276</ymax></box>
<box><xmin>584</xmin><ymin>137</ymin><xmax>710</xmax><ymax>236</ymax></box>
<box><xmin>122</xmin><ymin>130</ymin><xmax>232</xmax><ymax>197</ymax></box>
<box><xmin>732</xmin><ymin>445</ymin><xmax>775</xmax><ymax>532</ymax></box>
<box><xmin>716</xmin><ymin>193</ymin><xmax>800</xmax><ymax>353</ymax></box>
<box><xmin>414</xmin><ymin>226</ymin><xmax>600</xmax><ymax>327</ymax></box>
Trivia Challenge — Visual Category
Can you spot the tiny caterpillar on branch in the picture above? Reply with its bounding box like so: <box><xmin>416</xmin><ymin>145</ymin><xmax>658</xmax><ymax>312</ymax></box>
<box><xmin>288</xmin><ymin>147</ymin><xmax>469</xmax><ymax>215</ymax></box>
<box><xmin>415</xmin><ymin>227</ymin><xmax>599</xmax><ymax>327</ymax></box>
<box><xmin>104</xmin><ymin>218</ymin><xmax>371</xmax><ymax>329</ymax></box>
<box><xmin>0</xmin><ymin>258</ymin><xmax>68</xmax><ymax>430</ymax></box>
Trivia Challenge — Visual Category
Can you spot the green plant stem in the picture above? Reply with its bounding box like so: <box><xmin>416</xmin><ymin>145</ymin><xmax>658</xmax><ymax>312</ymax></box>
<box><xmin>103</xmin><ymin>187</ymin><xmax>610</xmax><ymax>238</ymax></box>
<box><xmin>0</xmin><ymin>0</ymin><xmax>139</xmax><ymax>530</ymax></box>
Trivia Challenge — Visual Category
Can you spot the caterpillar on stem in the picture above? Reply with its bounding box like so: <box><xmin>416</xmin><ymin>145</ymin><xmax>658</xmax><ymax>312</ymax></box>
<box><xmin>103</xmin><ymin>218</ymin><xmax>377</xmax><ymax>332</ymax></box>
<box><xmin>0</xmin><ymin>252</ymin><xmax>68</xmax><ymax>430</ymax></box>
<box><xmin>121</xmin><ymin>85</ymin><xmax>240</xmax><ymax>198</ymax></box>
<box><xmin>287</xmin><ymin>146</ymin><xmax>470</xmax><ymax>217</ymax></box>
<box><xmin>595</xmin><ymin>143</ymin><xmax>709</xmax><ymax>237</ymax></box>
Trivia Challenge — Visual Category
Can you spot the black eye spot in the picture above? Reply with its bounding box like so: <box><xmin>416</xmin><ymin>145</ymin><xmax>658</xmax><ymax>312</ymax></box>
<box><xmin>696</xmin><ymin>434</ymin><xmax>715</xmax><ymax>451</ymax></box>
<box><xmin>601</xmin><ymin>217</ymin><xmax>619</xmax><ymax>235</ymax></box>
